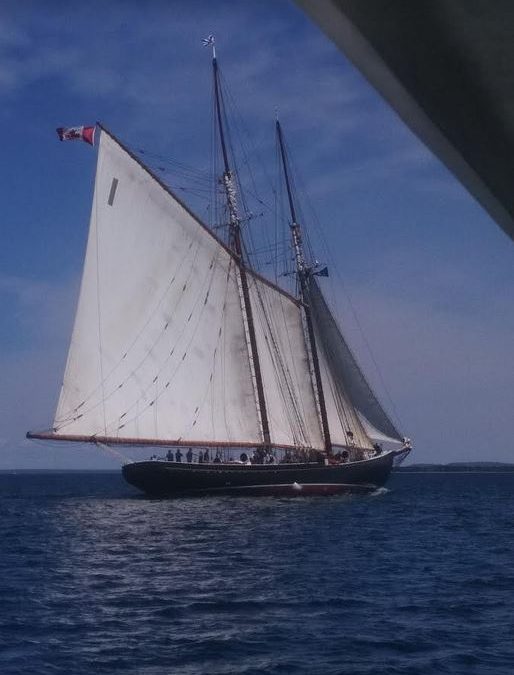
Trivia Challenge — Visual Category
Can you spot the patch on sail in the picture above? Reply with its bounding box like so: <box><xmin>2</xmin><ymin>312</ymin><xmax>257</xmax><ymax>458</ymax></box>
<box><xmin>107</xmin><ymin>178</ymin><xmax>119</xmax><ymax>206</ymax></box>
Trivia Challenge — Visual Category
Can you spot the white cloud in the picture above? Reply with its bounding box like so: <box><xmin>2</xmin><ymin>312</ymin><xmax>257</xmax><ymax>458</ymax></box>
<box><xmin>0</xmin><ymin>0</ymin><xmax>442</xmax><ymax>201</ymax></box>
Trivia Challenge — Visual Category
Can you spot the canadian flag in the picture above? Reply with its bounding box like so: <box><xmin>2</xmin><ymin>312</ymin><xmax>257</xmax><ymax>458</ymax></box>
<box><xmin>56</xmin><ymin>125</ymin><xmax>96</xmax><ymax>146</ymax></box>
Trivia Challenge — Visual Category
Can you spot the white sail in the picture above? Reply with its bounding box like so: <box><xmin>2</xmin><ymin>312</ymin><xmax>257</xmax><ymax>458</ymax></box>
<box><xmin>248</xmin><ymin>276</ymin><xmax>324</xmax><ymax>450</ymax></box>
<box><xmin>308</xmin><ymin>278</ymin><xmax>403</xmax><ymax>442</ymax></box>
<box><xmin>315</xmin><ymin>325</ymin><xmax>373</xmax><ymax>449</ymax></box>
<box><xmin>54</xmin><ymin>129</ymin><xmax>262</xmax><ymax>445</ymax></box>
<box><xmin>356</xmin><ymin>412</ymin><xmax>404</xmax><ymax>446</ymax></box>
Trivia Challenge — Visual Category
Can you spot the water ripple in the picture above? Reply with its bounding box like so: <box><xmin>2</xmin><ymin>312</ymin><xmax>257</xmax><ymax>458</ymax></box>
<box><xmin>1</xmin><ymin>472</ymin><xmax>514</xmax><ymax>674</ymax></box>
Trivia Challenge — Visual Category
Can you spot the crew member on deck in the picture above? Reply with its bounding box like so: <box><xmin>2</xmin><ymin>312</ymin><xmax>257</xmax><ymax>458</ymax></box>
<box><xmin>186</xmin><ymin>447</ymin><xmax>193</xmax><ymax>463</ymax></box>
<box><xmin>175</xmin><ymin>448</ymin><xmax>182</xmax><ymax>463</ymax></box>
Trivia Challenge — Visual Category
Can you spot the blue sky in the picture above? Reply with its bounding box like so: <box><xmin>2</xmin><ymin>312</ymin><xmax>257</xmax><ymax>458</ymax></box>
<box><xmin>1</xmin><ymin>0</ymin><xmax>512</xmax><ymax>469</ymax></box>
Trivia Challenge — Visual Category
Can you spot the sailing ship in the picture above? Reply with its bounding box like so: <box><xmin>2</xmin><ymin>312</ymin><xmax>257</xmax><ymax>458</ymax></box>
<box><xmin>27</xmin><ymin>43</ymin><xmax>411</xmax><ymax>496</ymax></box>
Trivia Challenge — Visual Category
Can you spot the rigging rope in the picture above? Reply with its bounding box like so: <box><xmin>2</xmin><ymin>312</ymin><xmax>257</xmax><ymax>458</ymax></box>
<box><xmin>178</xmin><ymin>260</ymin><xmax>234</xmax><ymax>440</ymax></box>
<box><xmin>56</xmin><ymin>235</ymin><xmax>203</xmax><ymax>428</ymax></box>
<box><xmin>285</xmin><ymin>148</ymin><xmax>404</xmax><ymax>432</ymax></box>
<box><xmin>251</xmin><ymin>279</ymin><xmax>310</xmax><ymax>447</ymax></box>
<box><xmin>56</xmin><ymin>242</ymin><xmax>224</xmax><ymax>439</ymax></box>
<box><xmin>103</xmin><ymin>247</ymin><xmax>226</xmax><ymax>437</ymax></box>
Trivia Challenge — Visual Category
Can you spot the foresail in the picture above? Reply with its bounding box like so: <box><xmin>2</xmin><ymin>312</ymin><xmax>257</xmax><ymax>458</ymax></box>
<box><xmin>356</xmin><ymin>412</ymin><xmax>404</xmax><ymax>446</ymax></box>
<box><xmin>54</xmin><ymin>130</ymin><xmax>262</xmax><ymax>445</ymax></box>
<box><xmin>248</xmin><ymin>276</ymin><xmax>324</xmax><ymax>450</ymax></box>
<box><xmin>307</xmin><ymin>278</ymin><xmax>403</xmax><ymax>443</ymax></box>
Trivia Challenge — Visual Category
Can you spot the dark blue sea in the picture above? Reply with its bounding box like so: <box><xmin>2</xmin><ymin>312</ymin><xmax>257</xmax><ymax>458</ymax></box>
<box><xmin>1</xmin><ymin>471</ymin><xmax>513</xmax><ymax>675</ymax></box>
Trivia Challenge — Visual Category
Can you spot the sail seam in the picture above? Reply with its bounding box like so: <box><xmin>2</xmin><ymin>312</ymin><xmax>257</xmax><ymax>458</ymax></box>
<box><xmin>178</xmin><ymin>259</ymin><xmax>234</xmax><ymax>440</ymax></box>
<box><xmin>55</xmin><ymin>235</ymin><xmax>205</xmax><ymax>430</ymax></box>
<box><xmin>58</xmin><ymin>244</ymin><xmax>225</xmax><ymax>439</ymax></box>
<box><xmin>102</xmin><ymin>247</ymin><xmax>226</xmax><ymax>437</ymax></box>
<box><xmin>252</xmin><ymin>280</ymin><xmax>309</xmax><ymax>447</ymax></box>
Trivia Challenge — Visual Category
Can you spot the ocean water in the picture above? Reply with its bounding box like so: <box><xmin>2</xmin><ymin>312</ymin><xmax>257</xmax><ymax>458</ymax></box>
<box><xmin>1</xmin><ymin>472</ymin><xmax>513</xmax><ymax>675</ymax></box>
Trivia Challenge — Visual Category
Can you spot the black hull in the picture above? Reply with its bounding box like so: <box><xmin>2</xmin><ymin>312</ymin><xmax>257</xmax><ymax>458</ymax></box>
<box><xmin>122</xmin><ymin>451</ymin><xmax>397</xmax><ymax>497</ymax></box>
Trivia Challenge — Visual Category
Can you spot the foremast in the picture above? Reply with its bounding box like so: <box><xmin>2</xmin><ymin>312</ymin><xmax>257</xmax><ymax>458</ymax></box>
<box><xmin>276</xmin><ymin>120</ymin><xmax>332</xmax><ymax>455</ymax></box>
<box><xmin>212</xmin><ymin>45</ymin><xmax>272</xmax><ymax>448</ymax></box>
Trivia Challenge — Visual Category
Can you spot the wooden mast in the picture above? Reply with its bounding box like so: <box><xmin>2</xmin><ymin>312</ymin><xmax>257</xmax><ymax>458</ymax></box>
<box><xmin>276</xmin><ymin>120</ymin><xmax>332</xmax><ymax>455</ymax></box>
<box><xmin>212</xmin><ymin>48</ymin><xmax>271</xmax><ymax>448</ymax></box>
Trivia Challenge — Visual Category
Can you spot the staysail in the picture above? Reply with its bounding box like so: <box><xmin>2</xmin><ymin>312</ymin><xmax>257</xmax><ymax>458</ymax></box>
<box><xmin>307</xmin><ymin>277</ymin><xmax>403</xmax><ymax>444</ymax></box>
<box><xmin>249</xmin><ymin>277</ymin><xmax>324</xmax><ymax>450</ymax></box>
<box><xmin>50</xmin><ymin>128</ymin><xmax>324</xmax><ymax>449</ymax></box>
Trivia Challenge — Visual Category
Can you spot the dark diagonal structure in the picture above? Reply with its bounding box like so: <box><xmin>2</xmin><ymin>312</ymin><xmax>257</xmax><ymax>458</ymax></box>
<box><xmin>296</xmin><ymin>0</ymin><xmax>514</xmax><ymax>241</ymax></box>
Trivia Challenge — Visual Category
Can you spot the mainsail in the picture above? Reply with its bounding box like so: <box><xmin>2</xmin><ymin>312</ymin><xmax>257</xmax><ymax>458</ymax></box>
<box><xmin>307</xmin><ymin>277</ymin><xmax>403</xmax><ymax>444</ymax></box>
<box><xmin>50</xmin><ymin>128</ymin><xmax>324</xmax><ymax>449</ymax></box>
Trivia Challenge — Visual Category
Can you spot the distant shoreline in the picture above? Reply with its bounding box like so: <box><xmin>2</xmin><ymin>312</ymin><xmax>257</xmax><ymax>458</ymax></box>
<box><xmin>1</xmin><ymin>462</ymin><xmax>514</xmax><ymax>474</ymax></box>
<box><xmin>395</xmin><ymin>462</ymin><xmax>514</xmax><ymax>473</ymax></box>
<box><xmin>0</xmin><ymin>469</ymin><xmax>120</xmax><ymax>474</ymax></box>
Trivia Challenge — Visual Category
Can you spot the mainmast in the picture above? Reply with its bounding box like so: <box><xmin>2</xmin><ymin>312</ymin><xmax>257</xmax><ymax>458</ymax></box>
<box><xmin>276</xmin><ymin>120</ymin><xmax>332</xmax><ymax>454</ymax></box>
<box><xmin>211</xmin><ymin>42</ymin><xmax>271</xmax><ymax>448</ymax></box>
